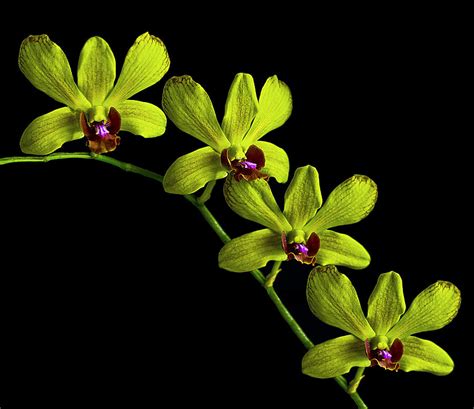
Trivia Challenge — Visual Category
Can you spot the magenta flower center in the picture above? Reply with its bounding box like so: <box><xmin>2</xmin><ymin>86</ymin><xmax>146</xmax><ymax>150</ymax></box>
<box><xmin>93</xmin><ymin>122</ymin><xmax>110</xmax><ymax>138</ymax></box>
<box><xmin>80</xmin><ymin>107</ymin><xmax>121</xmax><ymax>154</ymax></box>
<box><xmin>281</xmin><ymin>232</ymin><xmax>320</xmax><ymax>265</ymax></box>
<box><xmin>376</xmin><ymin>349</ymin><xmax>392</xmax><ymax>360</ymax></box>
<box><xmin>95</xmin><ymin>123</ymin><xmax>110</xmax><ymax>139</ymax></box>
<box><xmin>220</xmin><ymin>145</ymin><xmax>268</xmax><ymax>181</ymax></box>
<box><xmin>293</xmin><ymin>243</ymin><xmax>309</xmax><ymax>255</ymax></box>
<box><xmin>365</xmin><ymin>338</ymin><xmax>404</xmax><ymax>372</ymax></box>
<box><xmin>239</xmin><ymin>160</ymin><xmax>258</xmax><ymax>169</ymax></box>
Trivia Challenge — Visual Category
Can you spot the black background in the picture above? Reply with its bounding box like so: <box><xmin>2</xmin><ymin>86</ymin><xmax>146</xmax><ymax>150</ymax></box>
<box><xmin>0</xmin><ymin>6</ymin><xmax>470</xmax><ymax>408</ymax></box>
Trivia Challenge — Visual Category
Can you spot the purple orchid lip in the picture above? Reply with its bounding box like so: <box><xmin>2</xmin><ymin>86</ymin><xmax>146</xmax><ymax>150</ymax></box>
<box><xmin>281</xmin><ymin>232</ymin><xmax>320</xmax><ymax>265</ymax></box>
<box><xmin>294</xmin><ymin>243</ymin><xmax>309</xmax><ymax>255</ymax></box>
<box><xmin>376</xmin><ymin>349</ymin><xmax>392</xmax><ymax>360</ymax></box>
<box><xmin>95</xmin><ymin>123</ymin><xmax>110</xmax><ymax>139</ymax></box>
<box><xmin>239</xmin><ymin>160</ymin><xmax>258</xmax><ymax>169</ymax></box>
<box><xmin>80</xmin><ymin>107</ymin><xmax>121</xmax><ymax>154</ymax></box>
<box><xmin>220</xmin><ymin>144</ymin><xmax>269</xmax><ymax>181</ymax></box>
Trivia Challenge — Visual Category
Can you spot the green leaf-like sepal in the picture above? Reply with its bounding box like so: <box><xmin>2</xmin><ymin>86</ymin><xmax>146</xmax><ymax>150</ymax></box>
<box><xmin>243</xmin><ymin>75</ymin><xmax>292</xmax><ymax>146</ymax></box>
<box><xmin>302</xmin><ymin>335</ymin><xmax>370</xmax><ymax>379</ymax></box>
<box><xmin>254</xmin><ymin>141</ymin><xmax>289</xmax><ymax>183</ymax></box>
<box><xmin>283</xmin><ymin>165</ymin><xmax>322</xmax><ymax>230</ymax></box>
<box><xmin>20</xmin><ymin>107</ymin><xmax>82</xmax><ymax>155</ymax></box>
<box><xmin>306</xmin><ymin>265</ymin><xmax>375</xmax><ymax>340</ymax></box>
<box><xmin>305</xmin><ymin>175</ymin><xmax>377</xmax><ymax>233</ymax></box>
<box><xmin>218</xmin><ymin>229</ymin><xmax>286</xmax><ymax>272</ymax></box>
<box><xmin>317</xmin><ymin>230</ymin><xmax>371</xmax><ymax>269</ymax></box>
<box><xmin>367</xmin><ymin>272</ymin><xmax>406</xmax><ymax>336</ymax></box>
<box><xmin>162</xmin><ymin>75</ymin><xmax>229</xmax><ymax>152</ymax></box>
<box><xmin>387</xmin><ymin>281</ymin><xmax>461</xmax><ymax>340</ymax></box>
<box><xmin>19</xmin><ymin>35</ymin><xmax>90</xmax><ymax>111</ymax></box>
<box><xmin>221</xmin><ymin>73</ymin><xmax>258</xmax><ymax>144</ymax></box>
<box><xmin>77</xmin><ymin>36</ymin><xmax>116</xmax><ymax>106</ymax></box>
<box><xmin>223</xmin><ymin>178</ymin><xmax>291</xmax><ymax>232</ymax></box>
<box><xmin>105</xmin><ymin>32</ymin><xmax>170</xmax><ymax>106</ymax></box>
<box><xmin>399</xmin><ymin>336</ymin><xmax>454</xmax><ymax>375</ymax></box>
<box><xmin>163</xmin><ymin>147</ymin><xmax>227</xmax><ymax>194</ymax></box>
<box><xmin>116</xmin><ymin>100</ymin><xmax>166</xmax><ymax>138</ymax></box>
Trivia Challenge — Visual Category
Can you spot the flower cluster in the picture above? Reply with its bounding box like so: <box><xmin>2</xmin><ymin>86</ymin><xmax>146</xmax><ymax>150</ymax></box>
<box><xmin>17</xmin><ymin>32</ymin><xmax>461</xmax><ymax>400</ymax></box>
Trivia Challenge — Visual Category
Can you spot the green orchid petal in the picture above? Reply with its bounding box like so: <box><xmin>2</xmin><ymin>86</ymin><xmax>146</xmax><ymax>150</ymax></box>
<box><xmin>105</xmin><ymin>33</ymin><xmax>170</xmax><ymax>106</ymax></box>
<box><xmin>221</xmin><ymin>73</ymin><xmax>258</xmax><ymax>144</ymax></box>
<box><xmin>223</xmin><ymin>178</ymin><xmax>292</xmax><ymax>233</ymax></box>
<box><xmin>387</xmin><ymin>281</ymin><xmax>461</xmax><ymax>340</ymax></box>
<box><xmin>163</xmin><ymin>147</ymin><xmax>227</xmax><ymax>195</ymax></box>
<box><xmin>307</xmin><ymin>265</ymin><xmax>375</xmax><ymax>340</ymax></box>
<box><xmin>254</xmin><ymin>141</ymin><xmax>289</xmax><ymax>183</ymax></box>
<box><xmin>115</xmin><ymin>100</ymin><xmax>166</xmax><ymax>138</ymax></box>
<box><xmin>305</xmin><ymin>175</ymin><xmax>377</xmax><ymax>233</ymax></box>
<box><xmin>283</xmin><ymin>165</ymin><xmax>322</xmax><ymax>229</ymax></box>
<box><xmin>243</xmin><ymin>75</ymin><xmax>292</xmax><ymax>146</ymax></box>
<box><xmin>162</xmin><ymin>75</ymin><xmax>229</xmax><ymax>152</ymax></box>
<box><xmin>77</xmin><ymin>36</ymin><xmax>116</xmax><ymax>106</ymax></box>
<box><xmin>19</xmin><ymin>35</ymin><xmax>90</xmax><ymax>111</ymax></box>
<box><xmin>367</xmin><ymin>272</ymin><xmax>406</xmax><ymax>336</ymax></box>
<box><xmin>316</xmin><ymin>230</ymin><xmax>371</xmax><ymax>270</ymax></box>
<box><xmin>218</xmin><ymin>228</ymin><xmax>287</xmax><ymax>272</ymax></box>
<box><xmin>302</xmin><ymin>335</ymin><xmax>370</xmax><ymax>379</ymax></box>
<box><xmin>399</xmin><ymin>336</ymin><xmax>454</xmax><ymax>375</ymax></box>
<box><xmin>20</xmin><ymin>108</ymin><xmax>82</xmax><ymax>155</ymax></box>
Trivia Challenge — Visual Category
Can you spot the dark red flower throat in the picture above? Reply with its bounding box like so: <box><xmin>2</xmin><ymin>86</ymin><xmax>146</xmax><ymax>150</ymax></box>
<box><xmin>80</xmin><ymin>107</ymin><xmax>121</xmax><ymax>154</ymax></box>
<box><xmin>221</xmin><ymin>145</ymin><xmax>269</xmax><ymax>181</ymax></box>
<box><xmin>281</xmin><ymin>232</ymin><xmax>320</xmax><ymax>265</ymax></box>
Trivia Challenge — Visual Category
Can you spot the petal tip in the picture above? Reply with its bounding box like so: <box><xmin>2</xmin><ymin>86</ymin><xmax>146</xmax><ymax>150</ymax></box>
<box><xmin>22</xmin><ymin>34</ymin><xmax>50</xmax><ymax>45</ymax></box>
<box><xmin>84</xmin><ymin>35</ymin><xmax>109</xmax><ymax>47</ymax></box>
<box><xmin>354</xmin><ymin>174</ymin><xmax>378</xmax><ymax>194</ymax></box>
<box><xmin>19</xmin><ymin>34</ymin><xmax>52</xmax><ymax>63</ymax></box>
<box><xmin>136</xmin><ymin>32</ymin><xmax>167</xmax><ymax>50</ymax></box>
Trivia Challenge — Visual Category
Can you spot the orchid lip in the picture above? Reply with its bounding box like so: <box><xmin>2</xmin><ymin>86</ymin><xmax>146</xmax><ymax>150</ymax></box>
<box><xmin>220</xmin><ymin>144</ymin><xmax>268</xmax><ymax>181</ymax></box>
<box><xmin>365</xmin><ymin>338</ymin><xmax>403</xmax><ymax>372</ymax></box>
<box><xmin>95</xmin><ymin>123</ymin><xmax>110</xmax><ymax>138</ymax></box>
<box><xmin>240</xmin><ymin>160</ymin><xmax>257</xmax><ymax>169</ymax></box>
<box><xmin>281</xmin><ymin>231</ymin><xmax>320</xmax><ymax>265</ymax></box>
<box><xmin>294</xmin><ymin>243</ymin><xmax>309</xmax><ymax>255</ymax></box>
<box><xmin>377</xmin><ymin>349</ymin><xmax>392</xmax><ymax>360</ymax></box>
<box><xmin>80</xmin><ymin>107</ymin><xmax>121</xmax><ymax>154</ymax></box>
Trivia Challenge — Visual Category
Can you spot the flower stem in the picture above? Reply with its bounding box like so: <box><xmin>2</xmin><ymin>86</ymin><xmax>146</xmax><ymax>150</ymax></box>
<box><xmin>348</xmin><ymin>367</ymin><xmax>366</xmax><ymax>395</ymax></box>
<box><xmin>0</xmin><ymin>152</ymin><xmax>164</xmax><ymax>183</ymax></box>
<box><xmin>265</xmin><ymin>261</ymin><xmax>282</xmax><ymax>288</ymax></box>
<box><xmin>197</xmin><ymin>180</ymin><xmax>216</xmax><ymax>204</ymax></box>
<box><xmin>264</xmin><ymin>285</ymin><xmax>314</xmax><ymax>349</ymax></box>
<box><xmin>1</xmin><ymin>152</ymin><xmax>367</xmax><ymax>408</ymax></box>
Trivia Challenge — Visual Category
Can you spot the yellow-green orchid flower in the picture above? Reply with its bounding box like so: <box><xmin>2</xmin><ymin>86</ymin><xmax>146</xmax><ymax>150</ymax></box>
<box><xmin>161</xmin><ymin>73</ymin><xmax>291</xmax><ymax>194</ymax></box>
<box><xmin>219</xmin><ymin>165</ymin><xmax>377</xmax><ymax>272</ymax></box>
<box><xmin>302</xmin><ymin>266</ymin><xmax>461</xmax><ymax>378</ymax></box>
<box><xmin>19</xmin><ymin>32</ymin><xmax>169</xmax><ymax>155</ymax></box>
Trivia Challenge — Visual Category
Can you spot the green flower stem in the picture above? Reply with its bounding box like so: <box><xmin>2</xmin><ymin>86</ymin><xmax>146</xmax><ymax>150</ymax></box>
<box><xmin>265</xmin><ymin>260</ymin><xmax>282</xmax><ymax>288</ymax></box>
<box><xmin>0</xmin><ymin>152</ymin><xmax>164</xmax><ymax>183</ymax></box>
<box><xmin>197</xmin><ymin>180</ymin><xmax>216</xmax><ymax>204</ymax></box>
<box><xmin>265</xmin><ymin>284</ymin><xmax>314</xmax><ymax>349</ymax></box>
<box><xmin>348</xmin><ymin>367</ymin><xmax>366</xmax><ymax>395</ymax></box>
<box><xmin>186</xmin><ymin>194</ymin><xmax>231</xmax><ymax>242</ymax></box>
<box><xmin>1</xmin><ymin>152</ymin><xmax>367</xmax><ymax>408</ymax></box>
